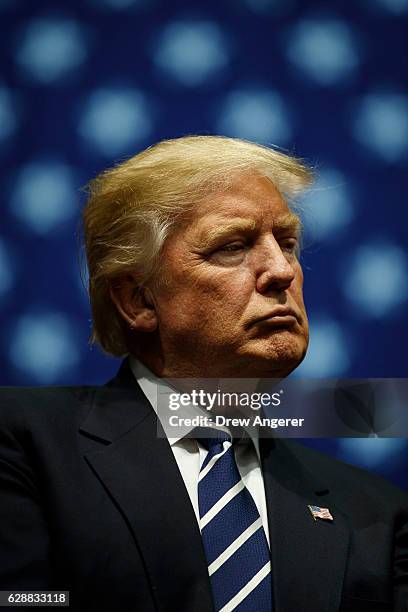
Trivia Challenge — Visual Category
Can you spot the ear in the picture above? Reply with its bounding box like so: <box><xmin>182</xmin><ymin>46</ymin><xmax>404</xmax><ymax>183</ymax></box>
<box><xmin>109</xmin><ymin>274</ymin><xmax>158</xmax><ymax>333</ymax></box>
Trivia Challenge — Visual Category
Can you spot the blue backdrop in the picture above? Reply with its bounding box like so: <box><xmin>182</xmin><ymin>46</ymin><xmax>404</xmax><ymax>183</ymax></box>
<box><xmin>0</xmin><ymin>0</ymin><xmax>407</xmax><ymax>488</ymax></box>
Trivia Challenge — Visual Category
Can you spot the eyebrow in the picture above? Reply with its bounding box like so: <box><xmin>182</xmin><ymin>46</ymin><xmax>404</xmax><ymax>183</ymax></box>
<box><xmin>196</xmin><ymin>220</ymin><xmax>257</xmax><ymax>249</ymax></box>
<box><xmin>274</xmin><ymin>212</ymin><xmax>302</xmax><ymax>234</ymax></box>
<box><xmin>197</xmin><ymin>213</ymin><xmax>302</xmax><ymax>249</ymax></box>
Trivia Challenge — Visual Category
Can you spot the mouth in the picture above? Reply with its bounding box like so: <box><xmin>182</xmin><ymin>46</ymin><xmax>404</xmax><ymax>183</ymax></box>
<box><xmin>248</xmin><ymin>307</ymin><xmax>301</xmax><ymax>329</ymax></box>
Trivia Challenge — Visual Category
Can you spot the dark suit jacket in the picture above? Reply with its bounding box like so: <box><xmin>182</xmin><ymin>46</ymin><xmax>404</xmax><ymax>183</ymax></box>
<box><xmin>0</xmin><ymin>360</ymin><xmax>407</xmax><ymax>611</ymax></box>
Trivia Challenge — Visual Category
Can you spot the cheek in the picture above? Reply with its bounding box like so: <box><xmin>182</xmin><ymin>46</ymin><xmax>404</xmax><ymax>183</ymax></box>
<box><xmin>164</xmin><ymin>269</ymin><xmax>252</xmax><ymax>330</ymax></box>
<box><xmin>201</xmin><ymin>269</ymin><xmax>253</xmax><ymax>308</ymax></box>
<box><xmin>195</xmin><ymin>275</ymin><xmax>250</xmax><ymax>321</ymax></box>
<box><xmin>292</xmin><ymin>266</ymin><xmax>306</xmax><ymax>300</ymax></box>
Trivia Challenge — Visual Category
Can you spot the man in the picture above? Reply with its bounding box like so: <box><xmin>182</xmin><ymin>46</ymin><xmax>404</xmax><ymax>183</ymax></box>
<box><xmin>0</xmin><ymin>135</ymin><xmax>407</xmax><ymax>611</ymax></box>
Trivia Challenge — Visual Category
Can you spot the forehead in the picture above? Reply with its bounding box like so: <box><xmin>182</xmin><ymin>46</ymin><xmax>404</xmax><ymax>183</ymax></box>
<box><xmin>188</xmin><ymin>174</ymin><xmax>297</xmax><ymax>233</ymax></box>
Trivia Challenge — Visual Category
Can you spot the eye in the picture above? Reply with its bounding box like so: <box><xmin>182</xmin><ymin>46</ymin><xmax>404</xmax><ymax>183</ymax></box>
<box><xmin>280</xmin><ymin>239</ymin><xmax>299</xmax><ymax>254</ymax></box>
<box><xmin>218</xmin><ymin>242</ymin><xmax>246</xmax><ymax>253</ymax></box>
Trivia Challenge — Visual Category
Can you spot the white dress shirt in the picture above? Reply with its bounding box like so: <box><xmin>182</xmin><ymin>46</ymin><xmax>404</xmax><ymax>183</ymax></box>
<box><xmin>130</xmin><ymin>358</ymin><xmax>270</xmax><ymax>546</ymax></box>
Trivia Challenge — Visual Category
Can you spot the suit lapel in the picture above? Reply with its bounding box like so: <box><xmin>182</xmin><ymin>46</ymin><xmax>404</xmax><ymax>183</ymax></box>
<box><xmin>260</xmin><ymin>436</ymin><xmax>350</xmax><ymax>612</ymax></box>
<box><xmin>79</xmin><ymin>361</ymin><xmax>214</xmax><ymax>612</ymax></box>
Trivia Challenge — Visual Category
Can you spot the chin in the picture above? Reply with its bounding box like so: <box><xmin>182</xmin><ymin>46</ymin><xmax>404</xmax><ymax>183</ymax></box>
<box><xmin>240</xmin><ymin>333</ymin><xmax>308</xmax><ymax>377</ymax></box>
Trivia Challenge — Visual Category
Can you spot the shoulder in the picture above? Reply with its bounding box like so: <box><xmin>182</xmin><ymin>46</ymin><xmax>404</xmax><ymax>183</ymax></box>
<box><xmin>0</xmin><ymin>385</ymin><xmax>96</xmax><ymax>432</ymax></box>
<box><xmin>283</xmin><ymin>438</ymin><xmax>408</xmax><ymax>504</ymax></box>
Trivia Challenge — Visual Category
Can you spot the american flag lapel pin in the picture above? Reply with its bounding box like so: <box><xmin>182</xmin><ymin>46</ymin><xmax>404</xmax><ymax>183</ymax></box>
<box><xmin>308</xmin><ymin>505</ymin><xmax>334</xmax><ymax>522</ymax></box>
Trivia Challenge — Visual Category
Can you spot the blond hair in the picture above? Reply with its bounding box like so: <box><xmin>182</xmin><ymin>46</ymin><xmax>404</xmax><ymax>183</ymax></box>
<box><xmin>82</xmin><ymin>135</ymin><xmax>313</xmax><ymax>356</ymax></box>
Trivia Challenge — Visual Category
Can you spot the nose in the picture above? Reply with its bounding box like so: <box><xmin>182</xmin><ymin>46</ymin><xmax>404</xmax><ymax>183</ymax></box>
<box><xmin>255</xmin><ymin>238</ymin><xmax>296</xmax><ymax>294</ymax></box>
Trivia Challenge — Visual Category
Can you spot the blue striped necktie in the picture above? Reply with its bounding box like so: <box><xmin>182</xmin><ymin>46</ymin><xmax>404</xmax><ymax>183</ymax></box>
<box><xmin>197</xmin><ymin>430</ymin><xmax>273</xmax><ymax>611</ymax></box>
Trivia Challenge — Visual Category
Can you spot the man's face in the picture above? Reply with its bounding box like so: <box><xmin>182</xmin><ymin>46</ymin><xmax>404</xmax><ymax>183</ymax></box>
<box><xmin>149</xmin><ymin>173</ymin><xmax>309</xmax><ymax>378</ymax></box>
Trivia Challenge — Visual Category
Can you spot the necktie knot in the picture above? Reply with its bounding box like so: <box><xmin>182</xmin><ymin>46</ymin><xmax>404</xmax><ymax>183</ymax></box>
<box><xmin>193</xmin><ymin>427</ymin><xmax>231</xmax><ymax>452</ymax></box>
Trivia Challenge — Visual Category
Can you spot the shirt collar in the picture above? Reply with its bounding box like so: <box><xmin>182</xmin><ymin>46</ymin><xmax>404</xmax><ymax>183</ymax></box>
<box><xmin>129</xmin><ymin>357</ymin><xmax>261</xmax><ymax>460</ymax></box>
